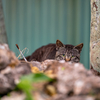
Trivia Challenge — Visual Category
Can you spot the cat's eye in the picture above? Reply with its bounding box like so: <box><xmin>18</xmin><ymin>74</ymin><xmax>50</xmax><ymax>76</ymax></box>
<box><xmin>62</xmin><ymin>54</ymin><xmax>65</xmax><ymax>56</ymax></box>
<box><xmin>71</xmin><ymin>55</ymin><xmax>74</xmax><ymax>58</ymax></box>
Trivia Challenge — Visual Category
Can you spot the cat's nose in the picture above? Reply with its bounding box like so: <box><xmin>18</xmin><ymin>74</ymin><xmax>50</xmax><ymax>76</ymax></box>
<box><xmin>65</xmin><ymin>57</ymin><xmax>70</xmax><ymax>62</ymax></box>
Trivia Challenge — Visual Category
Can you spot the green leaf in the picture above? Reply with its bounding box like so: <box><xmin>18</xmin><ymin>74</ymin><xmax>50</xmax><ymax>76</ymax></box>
<box><xmin>32</xmin><ymin>73</ymin><xmax>53</xmax><ymax>82</ymax></box>
<box><xmin>17</xmin><ymin>79</ymin><xmax>33</xmax><ymax>100</ymax></box>
<box><xmin>20</xmin><ymin>73</ymin><xmax>52</xmax><ymax>82</ymax></box>
<box><xmin>17</xmin><ymin>73</ymin><xmax>53</xmax><ymax>100</ymax></box>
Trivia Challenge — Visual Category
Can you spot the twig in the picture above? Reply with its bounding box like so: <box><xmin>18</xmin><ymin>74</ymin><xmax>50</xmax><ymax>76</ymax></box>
<box><xmin>17</xmin><ymin>47</ymin><xmax>29</xmax><ymax>59</ymax></box>
<box><xmin>16</xmin><ymin>44</ymin><xmax>28</xmax><ymax>62</ymax></box>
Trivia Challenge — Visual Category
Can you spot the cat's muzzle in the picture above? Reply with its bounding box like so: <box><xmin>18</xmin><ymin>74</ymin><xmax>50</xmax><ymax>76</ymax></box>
<box><xmin>65</xmin><ymin>56</ymin><xmax>71</xmax><ymax>62</ymax></box>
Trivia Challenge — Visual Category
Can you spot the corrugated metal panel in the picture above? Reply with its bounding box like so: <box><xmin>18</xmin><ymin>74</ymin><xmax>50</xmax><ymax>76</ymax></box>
<box><xmin>2</xmin><ymin>0</ymin><xmax>90</xmax><ymax>69</ymax></box>
<box><xmin>0</xmin><ymin>0</ymin><xmax>8</xmax><ymax>43</ymax></box>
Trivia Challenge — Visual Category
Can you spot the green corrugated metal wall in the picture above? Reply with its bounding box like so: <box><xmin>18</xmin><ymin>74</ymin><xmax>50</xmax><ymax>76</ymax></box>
<box><xmin>2</xmin><ymin>0</ymin><xmax>90</xmax><ymax>69</ymax></box>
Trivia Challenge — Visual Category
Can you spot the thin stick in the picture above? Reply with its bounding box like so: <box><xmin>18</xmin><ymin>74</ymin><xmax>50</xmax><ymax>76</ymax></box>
<box><xmin>16</xmin><ymin>44</ymin><xmax>28</xmax><ymax>62</ymax></box>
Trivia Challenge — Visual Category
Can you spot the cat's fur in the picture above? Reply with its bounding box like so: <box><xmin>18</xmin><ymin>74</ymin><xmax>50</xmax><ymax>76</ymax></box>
<box><xmin>24</xmin><ymin>40</ymin><xmax>83</xmax><ymax>63</ymax></box>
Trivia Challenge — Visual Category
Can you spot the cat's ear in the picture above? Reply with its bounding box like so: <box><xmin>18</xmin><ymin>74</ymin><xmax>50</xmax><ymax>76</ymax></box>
<box><xmin>74</xmin><ymin>43</ymin><xmax>83</xmax><ymax>53</ymax></box>
<box><xmin>56</xmin><ymin>40</ymin><xmax>65</xmax><ymax>50</ymax></box>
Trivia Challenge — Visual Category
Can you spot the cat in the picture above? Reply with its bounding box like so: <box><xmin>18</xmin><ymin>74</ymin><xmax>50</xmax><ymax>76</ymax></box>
<box><xmin>23</xmin><ymin>40</ymin><xmax>83</xmax><ymax>63</ymax></box>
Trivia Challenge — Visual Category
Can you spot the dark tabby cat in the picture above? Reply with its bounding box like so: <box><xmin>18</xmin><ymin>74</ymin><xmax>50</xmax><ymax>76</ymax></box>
<box><xmin>24</xmin><ymin>40</ymin><xmax>83</xmax><ymax>63</ymax></box>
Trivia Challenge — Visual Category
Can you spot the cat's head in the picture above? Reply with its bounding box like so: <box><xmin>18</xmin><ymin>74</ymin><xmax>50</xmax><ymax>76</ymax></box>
<box><xmin>55</xmin><ymin>40</ymin><xmax>83</xmax><ymax>63</ymax></box>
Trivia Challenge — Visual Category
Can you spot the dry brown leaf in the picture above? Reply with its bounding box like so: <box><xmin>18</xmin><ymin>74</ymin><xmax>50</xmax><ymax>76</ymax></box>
<box><xmin>44</xmin><ymin>70</ymin><xmax>56</xmax><ymax>78</ymax></box>
<box><xmin>30</xmin><ymin>64</ymin><xmax>43</xmax><ymax>73</ymax></box>
<box><xmin>45</xmin><ymin>85</ymin><xmax>57</xmax><ymax>96</ymax></box>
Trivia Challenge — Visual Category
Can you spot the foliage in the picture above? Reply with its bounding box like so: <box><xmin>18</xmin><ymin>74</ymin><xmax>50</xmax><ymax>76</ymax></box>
<box><xmin>17</xmin><ymin>73</ymin><xmax>53</xmax><ymax>100</ymax></box>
